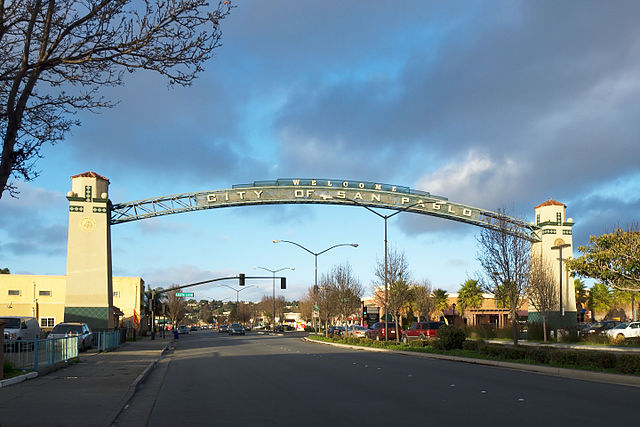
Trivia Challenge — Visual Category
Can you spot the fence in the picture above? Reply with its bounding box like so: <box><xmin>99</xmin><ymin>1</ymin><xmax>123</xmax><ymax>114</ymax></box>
<box><xmin>94</xmin><ymin>330</ymin><xmax>121</xmax><ymax>352</ymax></box>
<box><xmin>3</xmin><ymin>337</ymin><xmax>78</xmax><ymax>372</ymax></box>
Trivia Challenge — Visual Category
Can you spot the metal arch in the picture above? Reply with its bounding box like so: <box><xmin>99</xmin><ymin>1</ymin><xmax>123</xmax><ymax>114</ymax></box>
<box><xmin>110</xmin><ymin>178</ymin><xmax>541</xmax><ymax>242</ymax></box>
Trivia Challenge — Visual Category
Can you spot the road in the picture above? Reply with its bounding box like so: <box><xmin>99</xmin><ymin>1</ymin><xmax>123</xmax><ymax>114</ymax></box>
<box><xmin>115</xmin><ymin>330</ymin><xmax>638</xmax><ymax>426</ymax></box>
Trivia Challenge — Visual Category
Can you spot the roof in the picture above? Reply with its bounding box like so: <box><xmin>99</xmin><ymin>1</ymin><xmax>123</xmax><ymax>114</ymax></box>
<box><xmin>70</xmin><ymin>171</ymin><xmax>110</xmax><ymax>183</ymax></box>
<box><xmin>535</xmin><ymin>199</ymin><xmax>566</xmax><ymax>209</ymax></box>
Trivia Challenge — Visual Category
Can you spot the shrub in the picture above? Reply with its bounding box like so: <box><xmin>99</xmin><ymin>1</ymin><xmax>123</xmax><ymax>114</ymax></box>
<box><xmin>550</xmin><ymin>350</ymin><xmax>580</xmax><ymax>366</ymax></box>
<box><xmin>526</xmin><ymin>347</ymin><xmax>551</xmax><ymax>364</ymax></box>
<box><xmin>436</xmin><ymin>325</ymin><xmax>466</xmax><ymax>350</ymax></box>
<box><xmin>576</xmin><ymin>351</ymin><xmax>616</xmax><ymax>370</ymax></box>
<box><xmin>304</xmin><ymin>325</ymin><xmax>315</xmax><ymax>332</ymax></box>
<box><xmin>462</xmin><ymin>340</ymin><xmax>480</xmax><ymax>351</ymax></box>
<box><xmin>617</xmin><ymin>354</ymin><xmax>640</xmax><ymax>374</ymax></box>
<box><xmin>466</xmin><ymin>324</ymin><xmax>497</xmax><ymax>339</ymax></box>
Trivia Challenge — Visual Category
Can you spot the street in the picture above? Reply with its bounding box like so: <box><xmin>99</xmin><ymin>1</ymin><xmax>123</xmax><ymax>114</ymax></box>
<box><xmin>115</xmin><ymin>330</ymin><xmax>638</xmax><ymax>426</ymax></box>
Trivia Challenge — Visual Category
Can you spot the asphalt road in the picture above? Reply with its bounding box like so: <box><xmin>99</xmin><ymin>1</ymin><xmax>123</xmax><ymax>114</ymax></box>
<box><xmin>114</xmin><ymin>330</ymin><xmax>639</xmax><ymax>427</ymax></box>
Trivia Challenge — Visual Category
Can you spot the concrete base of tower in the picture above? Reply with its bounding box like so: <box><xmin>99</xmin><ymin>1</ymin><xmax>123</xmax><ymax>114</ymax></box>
<box><xmin>64</xmin><ymin>306</ymin><xmax>111</xmax><ymax>330</ymax></box>
<box><xmin>528</xmin><ymin>310</ymin><xmax>577</xmax><ymax>339</ymax></box>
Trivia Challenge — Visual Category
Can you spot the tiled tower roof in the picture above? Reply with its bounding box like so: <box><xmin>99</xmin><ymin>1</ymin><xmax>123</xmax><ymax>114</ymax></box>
<box><xmin>71</xmin><ymin>171</ymin><xmax>110</xmax><ymax>183</ymax></box>
<box><xmin>535</xmin><ymin>199</ymin><xmax>566</xmax><ymax>209</ymax></box>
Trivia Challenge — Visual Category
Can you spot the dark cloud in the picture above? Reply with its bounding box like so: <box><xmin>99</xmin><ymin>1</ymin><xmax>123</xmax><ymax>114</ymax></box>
<box><xmin>271</xmin><ymin>1</ymin><xmax>640</xmax><ymax>214</ymax></box>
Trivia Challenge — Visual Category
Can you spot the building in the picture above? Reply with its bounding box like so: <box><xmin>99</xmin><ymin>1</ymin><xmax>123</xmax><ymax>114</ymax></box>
<box><xmin>0</xmin><ymin>274</ymin><xmax>144</xmax><ymax>332</ymax></box>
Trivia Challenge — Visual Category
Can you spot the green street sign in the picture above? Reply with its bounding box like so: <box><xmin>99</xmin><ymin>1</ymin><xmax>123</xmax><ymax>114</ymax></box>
<box><xmin>313</xmin><ymin>305</ymin><xmax>319</xmax><ymax>311</ymax></box>
<box><xmin>175</xmin><ymin>292</ymin><xmax>194</xmax><ymax>297</ymax></box>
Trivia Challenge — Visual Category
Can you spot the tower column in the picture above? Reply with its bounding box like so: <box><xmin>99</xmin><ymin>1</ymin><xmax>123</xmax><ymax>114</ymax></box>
<box><xmin>65</xmin><ymin>172</ymin><xmax>114</xmax><ymax>329</ymax></box>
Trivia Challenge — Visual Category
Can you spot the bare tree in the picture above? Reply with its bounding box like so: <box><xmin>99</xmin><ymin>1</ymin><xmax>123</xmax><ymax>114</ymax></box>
<box><xmin>329</xmin><ymin>263</ymin><xmax>363</xmax><ymax>335</ymax></box>
<box><xmin>298</xmin><ymin>288</ymin><xmax>315</xmax><ymax>326</ymax></box>
<box><xmin>317</xmin><ymin>273</ymin><xmax>338</xmax><ymax>336</ymax></box>
<box><xmin>412</xmin><ymin>279</ymin><xmax>435</xmax><ymax>321</ymax></box>
<box><xmin>259</xmin><ymin>295</ymin><xmax>286</xmax><ymax>328</ymax></box>
<box><xmin>477</xmin><ymin>209</ymin><xmax>530</xmax><ymax>345</ymax></box>
<box><xmin>0</xmin><ymin>0</ymin><xmax>233</xmax><ymax>199</ymax></box>
<box><xmin>528</xmin><ymin>255</ymin><xmax>556</xmax><ymax>342</ymax></box>
<box><xmin>373</xmin><ymin>248</ymin><xmax>411</xmax><ymax>342</ymax></box>
<box><xmin>165</xmin><ymin>292</ymin><xmax>187</xmax><ymax>327</ymax></box>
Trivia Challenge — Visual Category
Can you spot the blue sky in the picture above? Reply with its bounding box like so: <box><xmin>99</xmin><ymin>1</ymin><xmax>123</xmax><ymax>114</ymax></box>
<box><xmin>1</xmin><ymin>1</ymin><xmax>639</xmax><ymax>302</ymax></box>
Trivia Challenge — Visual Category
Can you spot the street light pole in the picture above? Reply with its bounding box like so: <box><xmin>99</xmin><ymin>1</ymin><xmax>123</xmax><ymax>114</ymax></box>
<box><xmin>273</xmin><ymin>240</ymin><xmax>358</xmax><ymax>334</ymax></box>
<box><xmin>254</xmin><ymin>266</ymin><xmax>294</xmax><ymax>331</ymax></box>
<box><xmin>348</xmin><ymin>199</ymin><xmax>423</xmax><ymax>341</ymax></box>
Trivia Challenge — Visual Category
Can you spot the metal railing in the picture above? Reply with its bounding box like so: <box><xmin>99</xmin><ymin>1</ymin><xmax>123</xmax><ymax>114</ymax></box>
<box><xmin>94</xmin><ymin>330</ymin><xmax>121</xmax><ymax>352</ymax></box>
<box><xmin>3</xmin><ymin>337</ymin><xmax>78</xmax><ymax>372</ymax></box>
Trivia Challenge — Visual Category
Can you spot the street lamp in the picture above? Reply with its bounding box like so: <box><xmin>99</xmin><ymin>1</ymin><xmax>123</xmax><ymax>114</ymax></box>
<box><xmin>551</xmin><ymin>242</ymin><xmax>571</xmax><ymax>319</ymax></box>
<box><xmin>348</xmin><ymin>199</ymin><xmax>423</xmax><ymax>341</ymax></box>
<box><xmin>254</xmin><ymin>266</ymin><xmax>294</xmax><ymax>331</ymax></box>
<box><xmin>219</xmin><ymin>284</ymin><xmax>255</xmax><ymax>305</ymax></box>
<box><xmin>273</xmin><ymin>240</ymin><xmax>358</xmax><ymax>334</ymax></box>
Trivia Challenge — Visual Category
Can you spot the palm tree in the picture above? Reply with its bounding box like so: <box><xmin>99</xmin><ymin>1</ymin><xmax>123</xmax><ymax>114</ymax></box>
<box><xmin>457</xmin><ymin>279</ymin><xmax>483</xmax><ymax>325</ymax></box>
<box><xmin>433</xmin><ymin>289</ymin><xmax>449</xmax><ymax>323</ymax></box>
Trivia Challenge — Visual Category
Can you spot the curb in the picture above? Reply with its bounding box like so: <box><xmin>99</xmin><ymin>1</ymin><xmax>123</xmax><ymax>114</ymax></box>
<box><xmin>303</xmin><ymin>337</ymin><xmax>640</xmax><ymax>388</ymax></box>
<box><xmin>104</xmin><ymin>340</ymin><xmax>174</xmax><ymax>427</ymax></box>
<box><xmin>0</xmin><ymin>371</ymin><xmax>38</xmax><ymax>388</ymax></box>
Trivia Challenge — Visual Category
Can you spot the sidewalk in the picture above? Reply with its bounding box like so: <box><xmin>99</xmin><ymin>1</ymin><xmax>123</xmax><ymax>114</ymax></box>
<box><xmin>0</xmin><ymin>335</ymin><xmax>171</xmax><ymax>427</ymax></box>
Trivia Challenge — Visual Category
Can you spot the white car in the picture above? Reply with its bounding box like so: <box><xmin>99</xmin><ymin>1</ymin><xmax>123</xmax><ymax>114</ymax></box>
<box><xmin>48</xmin><ymin>322</ymin><xmax>93</xmax><ymax>351</ymax></box>
<box><xmin>605</xmin><ymin>322</ymin><xmax>640</xmax><ymax>342</ymax></box>
<box><xmin>347</xmin><ymin>325</ymin><xmax>367</xmax><ymax>338</ymax></box>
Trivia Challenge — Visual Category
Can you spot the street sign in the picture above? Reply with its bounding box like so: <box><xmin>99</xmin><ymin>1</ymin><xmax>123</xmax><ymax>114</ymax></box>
<box><xmin>175</xmin><ymin>292</ymin><xmax>194</xmax><ymax>297</ymax></box>
<box><xmin>313</xmin><ymin>305</ymin><xmax>319</xmax><ymax>312</ymax></box>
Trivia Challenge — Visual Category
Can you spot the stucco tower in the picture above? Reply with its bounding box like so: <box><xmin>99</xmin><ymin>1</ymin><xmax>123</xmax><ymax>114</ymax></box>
<box><xmin>530</xmin><ymin>199</ymin><xmax>577</xmax><ymax>331</ymax></box>
<box><xmin>65</xmin><ymin>172</ymin><xmax>114</xmax><ymax>329</ymax></box>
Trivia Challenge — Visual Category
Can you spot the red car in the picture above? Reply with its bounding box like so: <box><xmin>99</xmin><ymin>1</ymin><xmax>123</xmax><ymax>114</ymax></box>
<box><xmin>401</xmin><ymin>321</ymin><xmax>444</xmax><ymax>343</ymax></box>
<box><xmin>365</xmin><ymin>322</ymin><xmax>402</xmax><ymax>341</ymax></box>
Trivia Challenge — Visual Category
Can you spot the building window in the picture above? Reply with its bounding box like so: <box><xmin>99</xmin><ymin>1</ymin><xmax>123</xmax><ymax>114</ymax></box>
<box><xmin>39</xmin><ymin>290</ymin><xmax>52</xmax><ymax>296</ymax></box>
<box><xmin>542</xmin><ymin>229</ymin><xmax>557</xmax><ymax>235</ymax></box>
<box><xmin>40</xmin><ymin>317</ymin><xmax>55</xmax><ymax>328</ymax></box>
<box><xmin>84</xmin><ymin>185</ymin><xmax>92</xmax><ymax>202</ymax></box>
<box><xmin>536</xmin><ymin>214</ymin><xmax>540</xmax><ymax>225</ymax></box>
<box><xmin>556</xmin><ymin>212</ymin><xmax>562</xmax><ymax>223</ymax></box>
<box><xmin>563</xmin><ymin>229</ymin><xmax>572</xmax><ymax>235</ymax></box>
<box><xmin>8</xmin><ymin>290</ymin><xmax>20</xmax><ymax>296</ymax></box>
<box><xmin>113</xmin><ymin>291</ymin><xmax>120</xmax><ymax>297</ymax></box>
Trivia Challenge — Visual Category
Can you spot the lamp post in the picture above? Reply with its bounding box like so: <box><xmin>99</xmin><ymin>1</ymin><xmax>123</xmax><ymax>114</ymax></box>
<box><xmin>551</xmin><ymin>243</ymin><xmax>571</xmax><ymax>320</ymax></box>
<box><xmin>348</xmin><ymin>199</ymin><xmax>423</xmax><ymax>341</ymax></box>
<box><xmin>254</xmin><ymin>266</ymin><xmax>294</xmax><ymax>331</ymax></box>
<box><xmin>219</xmin><ymin>284</ymin><xmax>255</xmax><ymax>305</ymax></box>
<box><xmin>273</xmin><ymin>240</ymin><xmax>358</xmax><ymax>334</ymax></box>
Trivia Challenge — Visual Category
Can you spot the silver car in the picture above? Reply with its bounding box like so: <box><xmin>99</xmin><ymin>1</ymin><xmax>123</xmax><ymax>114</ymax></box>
<box><xmin>48</xmin><ymin>322</ymin><xmax>93</xmax><ymax>351</ymax></box>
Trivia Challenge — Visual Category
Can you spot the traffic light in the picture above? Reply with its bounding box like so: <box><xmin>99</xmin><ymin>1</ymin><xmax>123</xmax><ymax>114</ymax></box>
<box><xmin>363</xmin><ymin>304</ymin><xmax>368</xmax><ymax>317</ymax></box>
<box><xmin>239</xmin><ymin>273</ymin><xmax>245</xmax><ymax>286</ymax></box>
<box><xmin>280</xmin><ymin>277</ymin><xmax>286</xmax><ymax>289</ymax></box>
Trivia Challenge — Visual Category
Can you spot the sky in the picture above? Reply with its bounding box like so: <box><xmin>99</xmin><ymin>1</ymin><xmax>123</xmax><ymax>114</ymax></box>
<box><xmin>1</xmin><ymin>0</ymin><xmax>639</xmax><ymax>303</ymax></box>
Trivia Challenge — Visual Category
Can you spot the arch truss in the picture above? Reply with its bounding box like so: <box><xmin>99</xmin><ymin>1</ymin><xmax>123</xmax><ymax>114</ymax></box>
<box><xmin>110</xmin><ymin>178</ymin><xmax>541</xmax><ymax>241</ymax></box>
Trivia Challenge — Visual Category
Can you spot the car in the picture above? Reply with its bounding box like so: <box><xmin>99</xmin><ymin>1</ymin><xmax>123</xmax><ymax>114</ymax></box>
<box><xmin>605</xmin><ymin>322</ymin><xmax>640</xmax><ymax>342</ymax></box>
<box><xmin>1</xmin><ymin>316</ymin><xmax>40</xmax><ymax>342</ymax></box>
<box><xmin>190</xmin><ymin>326</ymin><xmax>198</xmax><ymax>331</ymax></box>
<box><xmin>48</xmin><ymin>322</ymin><xmax>93</xmax><ymax>351</ymax></box>
<box><xmin>228</xmin><ymin>323</ymin><xmax>245</xmax><ymax>336</ymax></box>
<box><xmin>401</xmin><ymin>321</ymin><xmax>444</xmax><ymax>343</ymax></box>
<box><xmin>347</xmin><ymin>325</ymin><xmax>367</xmax><ymax>338</ymax></box>
<box><xmin>273</xmin><ymin>324</ymin><xmax>285</xmax><ymax>333</ymax></box>
<box><xmin>327</xmin><ymin>326</ymin><xmax>345</xmax><ymax>337</ymax></box>
<box><xmin>365</xmin><ymin>322</ymin><xmax>402</xmax><ymax>341</ymax></box>
<box><xmin>218</xmin><ymin>324</ymin><xmax>229</xmax><ymax>333</ymax></box>
<box><xmin>581</xmin><ymin>320</ymin><xmax>620</xmax><ymax>336</ymax></box>
<box><xmin>177</xmin><ymin>325</ymin><xmax>189</xmax><ymax>334</ymax></box>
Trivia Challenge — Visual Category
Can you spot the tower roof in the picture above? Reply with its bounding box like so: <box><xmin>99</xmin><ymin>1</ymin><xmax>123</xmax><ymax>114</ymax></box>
<box><xmin>70</xmin><ymin>171</ymin><xmax>110</xmax><ymax>183</ymax></box>
<box><xmin>535</xmin><ymin>198</ymin><xmax>566</xmax><ymax>209</ymax></box>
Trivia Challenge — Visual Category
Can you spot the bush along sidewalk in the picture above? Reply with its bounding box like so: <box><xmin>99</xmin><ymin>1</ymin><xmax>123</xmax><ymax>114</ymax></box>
<box><xmin>308</xmin><ymin>329</ymin><xmax>640</xmax><ymax>376</ymax></box>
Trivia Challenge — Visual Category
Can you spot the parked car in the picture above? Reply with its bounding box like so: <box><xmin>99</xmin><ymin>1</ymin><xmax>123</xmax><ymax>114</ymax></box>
<box><xmin>190</xmin><ymin>326</ymin><xmax>198</xmax><ymax>331</ymax></box>
<box><xmin>218</xmin><ymin>324</ymin><xmax>229</xmax><ymax>333</ymax></box>
<box><xmin>327</xmin><ymin>326</ymin><xmax>345</xmax><ymax>337</ymax></box>
<box><xmin>274</xmin><ymin>324</ymin><xmax>285</xmax><ymax>333</ymax></box>
<box><xmin>228</xmin><ymin>323</ymin><xmax>245</xmax><ymax>336</ymax></box>
<box><xmin>605</xmin><ymin>322</ymin><xmax>640</xmax><ymax>342</ymax></box>
<box><xmin>401</xmin><ymin>321</ymin><xmax>444</xmax><ymax>343</ymax></box>
<box><xmin>365</xmin><ymin>322</ymin><xmax>402</xmax><ymax>341</ymax></box>
<box><xmin>48</xmin><ymin>323</ymin><xmax>93</xmax><ymax>351</ymax></box>
<box><xmin>178</xmin><ymin>325</ymin><xmax>189</xmax><ymax>334</ymax></box>
<box><xmin>1</xmin><ymin>316</ymin><xmax>40</xmax><ymax>341</ymax></box>
<box><xmin>581</xmin><ymin>320</ymin><xmax>620</xmax><ymax>336</ymax></box>
<box><xmin>347</xmin><ymin>325</ymin><xmax>367</xmax><ymax>338</ymax></box>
